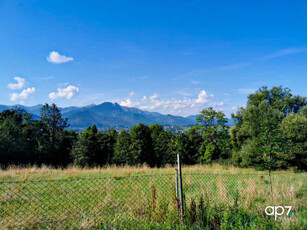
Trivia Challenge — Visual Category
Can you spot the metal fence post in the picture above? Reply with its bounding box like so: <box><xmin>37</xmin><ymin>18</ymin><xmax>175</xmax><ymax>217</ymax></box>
<box><xmin>175</xmin><ymin>169</ymin><xmax>178</xmax><ymax>200</ymax></box>
<box><xmin>177</xmin><ymin>154</ymin><xmax>185</xmax><ymax>225</ymax></box>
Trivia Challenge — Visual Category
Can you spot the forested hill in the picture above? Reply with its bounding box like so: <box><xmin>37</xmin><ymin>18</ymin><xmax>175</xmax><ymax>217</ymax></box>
<box><xmin>0</xmin><ymin>102</ymin><xmax>197</xmax><ymax>130</ymax></box>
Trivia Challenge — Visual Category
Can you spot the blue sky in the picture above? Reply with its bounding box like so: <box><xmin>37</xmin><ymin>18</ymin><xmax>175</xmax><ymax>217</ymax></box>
<box><xmin>1</xmin><ymin>0</ymin><xmax>306</xmax><ymax>116</ymax></box>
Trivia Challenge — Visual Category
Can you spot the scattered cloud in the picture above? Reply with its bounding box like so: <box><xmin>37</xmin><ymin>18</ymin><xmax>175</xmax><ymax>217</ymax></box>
<box><xmin>140</xmin><ymin>90</ymin><xmax>213</xmax><ymax>114</ymax></box>
<box><xmin>47</xmin><ymin>51</ymin><xmax>74</xmax><ymax>64</ymax></box>
<box><xmin>260</xmin><ymin>48</ymin><xmax>307</xmax><ymax>60</ymax></box>
<box><xmin>120</xmin><ymin>98</ymin><xmax>140</xmax><ymax>107</ymax></box>
<box><xmin>58</xmin><ymin>82</ymin><xmax>70</xmax><ymax>87</ymax></box>
<box><xmin>231</xmin><ymin>106</ymin><xmax>237</xmax><ymax>110</ymax></box>
<box><xmin>8</xmin><ymin>77</ymin><xmax>28</xmax><ymax>90</ymax></box>
<box><xmin>195</xmin><ymin>90</ymin><xmax>213</xmax><ymax>104</ymax></box>
<box><xmin>129</xmin><ymin>91</ymin><xmax>135</xmax><ymax>97</ymax></box>
<box><xmin>149</xmin><ymin>93</ymin><xmax>159</xmax><ymax>101</ymax></box>
<box><xmin>238</xmin><ymin>88</ymin><xmax>256</xmax><ymax>94</ymax></box>
<box><xmin>175</xmin><ymin>89</ymin><xmax>193</xmax><ymax>97</ymax></box>
<box><xmin>31</xmin><ymin>76</ymin><xmax>55</xmax><ymax>81</ymax></box>
<box><xmin>49</xmin><ymin>85</ymin><xmax>79</xmax><ymax>100</ymax></box>
<box><xmin>10</xmin><ymin>87</ymin><xmax>35</xmax><ymax>103</ymax></box>
<box><xmin>213</xmin><ymin>102</ymin><xmax>224</xmax><ymax>107</ymax></box>
<box><xmin>119</xmin><ymin>90</ymin><xmax>215</xmax><ymax>116</ymax></box>
<box><xmin>8</xmin><ymin>77</ymin><xmax>35</xmax><ymax>103</ymax></box>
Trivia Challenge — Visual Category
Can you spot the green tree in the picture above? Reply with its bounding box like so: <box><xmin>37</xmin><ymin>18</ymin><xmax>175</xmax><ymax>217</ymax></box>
<box><xmin>149</xmin><ymin>124</ymin><xmax>175</xmax><ymax>166</ymax></box>
<box><xmin>40</xmin><ymin>104</ymin><xmax>69</xmax><ymax>144</ymax></box>
<box><xmin>112</xmin><ymin>130</ymin><xmax>133</xmax><ymax>165</ymax></box>
<box><xmin>247</xmin><ymin>86</ymin><xmax>306</xmax><ymax>115</ymax></box>
<box><xmin>0</xmin><ymin>109</ymin><xmax>38</xmax><ymax>165</ymax></box>
<box><xmin>130</xmin><ymin>123</ymin><xmax>154</xmax><ymax>166</ymax></box>
<box><xmin>195</xmin><ymin>107</ymin><xmax>232</xmax><ymax>163</ymax></box>
<box><xmin>187</xmin><ymin>127</ymin><xmax>202</xmax><ymax>163</ymax></box>
<box><xmin>97</xmin><ymin>129</ymin><xmax>117</xmax><ymax>165</ymax></box>
<box><xmin>239</xmin><ymin>102</ymin><xmax>285</xmax><ymax>169</ymax></box>
<box><xmin>231</xmin><ymin>107</ymin><xmax>250</xmax><ymax>152</ymax></box>
<box><xmin>232</xmin><ymin>86</ymin><xmax>307</xmax><ymax>170</ymax></box>
<box><xmin>239</xmin><ymin>139</ymin><xmax>259</xmax><ymax>167</ymax></box>
<box><xmin>157</xmin><ymin>131</ymin><xmax>175</xmax><ymax>165</ymax></box>
<box><xmin>59</xmin><ymin>130</ymin><xmax>78</xmax><ymax>166</ymax></box>
<box><xmin>203</xmin><ymin>142</ymin><xmax>216</xmax><ymax>164</ymax></box>
<box><xmin>71</xmin><ymin>134</ymin><xmax>91</xmax><ymax>167</ymax></box>
<box><xmin>71</xmin><ymin>125</ymin><xmax>100</xmax><ymax>167</ymax></box>
<box><xmin>300</xmin><ymin>106</ymin><xmax>307</xmax><ymax>117</ymax></box>
<box><xmin>39</xmin><ymin>104</ymin><xmax>69</xmax><ymax>165</ymax></box>
<box><xmin>174</xmin><ymin>133</ymin><xmax>189</xmax><ymax>164</ymax></box>
<box><xmin>174</xmin><ymin>131</ymin><xmax>200</xmax><ymax>165</ymax></box>
<box><xmin>281</xmin><ymin>111</ymin><xmax>307</xmax><ymax>170</ymax></box>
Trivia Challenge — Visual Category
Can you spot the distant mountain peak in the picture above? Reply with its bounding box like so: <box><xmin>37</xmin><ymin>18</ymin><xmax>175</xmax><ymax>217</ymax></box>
<box><xmin>0</xmin><ymin>102</ymin><xmax>195</xmax><ymax>130</ymax></box>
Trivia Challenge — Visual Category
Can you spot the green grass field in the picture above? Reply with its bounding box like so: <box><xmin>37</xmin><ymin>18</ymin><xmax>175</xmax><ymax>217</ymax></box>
<box><xmin>0</xmin><ymin>165</ymin><xmax>306</xmax><ymax>229</ymax></box>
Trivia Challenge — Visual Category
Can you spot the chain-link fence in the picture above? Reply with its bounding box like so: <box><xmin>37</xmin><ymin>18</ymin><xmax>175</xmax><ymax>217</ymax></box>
<box><xmin>0</xmin><ymin>171</ymin><xmax>305</xmax><ymax>229</ymax></box>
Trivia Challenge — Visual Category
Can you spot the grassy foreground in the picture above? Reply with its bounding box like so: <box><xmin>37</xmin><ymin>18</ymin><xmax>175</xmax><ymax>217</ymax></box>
<box><xmin>0</xmin><ymin>165</ymin><xmax>306</xmax><ymax>229</ymax></box>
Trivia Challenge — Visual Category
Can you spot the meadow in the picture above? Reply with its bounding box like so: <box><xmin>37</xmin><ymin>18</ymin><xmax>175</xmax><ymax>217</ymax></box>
<box><xmin>0</xmin><ymin>165</ymin><xmax>306</xmax><ymax>229</ymax></box>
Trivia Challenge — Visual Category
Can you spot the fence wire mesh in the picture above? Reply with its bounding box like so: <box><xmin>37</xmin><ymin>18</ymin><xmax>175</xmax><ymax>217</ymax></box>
<box><xmin>0</xmin><ymin>172</ymin><xmax>305</xmax><ymax>229</ymax></box>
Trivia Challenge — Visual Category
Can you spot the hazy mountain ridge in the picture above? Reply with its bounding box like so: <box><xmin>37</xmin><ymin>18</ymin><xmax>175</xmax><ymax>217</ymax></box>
<box><xmin>0</xmin><ymin>102</ymin><xmax>195</xmax><ymax>129</ymax></box>
<box><xmin>0</xmin><ymin>102</ymin><xmax>234</xmax><ymax>129</ymax></box>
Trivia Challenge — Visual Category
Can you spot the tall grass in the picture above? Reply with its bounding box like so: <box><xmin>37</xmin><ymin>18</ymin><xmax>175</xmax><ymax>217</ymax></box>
<box><xmin>0</xmin><ymin>164</ymin><xmax>279</xmax><ymax>180</ymax></box>
<box><xmin>0</xmin><ymin>165</ymin><xmax>306</xmax><ymax>229</ymax></box>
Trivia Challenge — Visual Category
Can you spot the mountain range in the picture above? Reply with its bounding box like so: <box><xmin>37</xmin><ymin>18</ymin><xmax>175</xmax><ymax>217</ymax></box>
<box><xmin>0</xmin><ymin>102</ymin><xmax>234</xmax><ymax>131</ymax></box>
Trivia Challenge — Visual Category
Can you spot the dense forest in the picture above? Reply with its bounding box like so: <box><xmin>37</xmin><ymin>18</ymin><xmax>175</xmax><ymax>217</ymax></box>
<box><xmin>0</xmin><ymin>86</ymin><xmax>306</xmax><ymax>171</ymax></box>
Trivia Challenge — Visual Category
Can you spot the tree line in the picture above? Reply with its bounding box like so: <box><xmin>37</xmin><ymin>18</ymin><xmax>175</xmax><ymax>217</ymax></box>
<box><xmin>0</xmin><ymin>86</ymin><xmax>306</xmax><ymax>170</ymax></box>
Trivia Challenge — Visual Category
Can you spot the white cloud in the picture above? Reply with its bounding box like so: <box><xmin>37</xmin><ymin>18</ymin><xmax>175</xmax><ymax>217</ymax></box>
<box><xmin>8</xmin><ymin>77</ymin><xmax>28</xmax><ymax>90</ymax></box>
<box><xmin>176</xmin><ymin>90</ymin><xmax>193</xmax><ymax>97</ymax></box>
<box><xmin>140</xmin><ymin>97</ymin><xmax>192</xmax><ymax>113</ymax></box>
<box><xmin>150</xmin><ymin>93</ymin><xmax>159</xmax><ymax>101</ymax></box>
<box><xmin>58</xmin><ymin>82</ymin><xmax>70</xmax><ymax>87</ymax></box>
<box><xmin>49</xmin><ymin>85</ymin><xmax>79</xmax><ymax>100</ymax></box>
<box><xmin>231</xmin><ymin>106</ymin><xmax>237</xmax><ymax>110</ymax></box>
<box><xmin>10</xmin><ymin>87</ymin><xmax>35</xmax><ymax>102</ymax></box>
<box><xmin>137</xmin><ymin>90</ymin><xmax>214</xmax><ymax>116</ymax></box>
<box><xmin>120</xmin><ymin>98</ymin><xmax>139</xmax><ymax>107</ymax></box>
<box><xmin>47</xmin><ymin>51</ymin><xmax>74</xmax><ymax>64</ymax></box>
<box><xmin>238</xmin><ymin>88</ymin><xmax>256</xmax><ymax>94</ymax></box>
<box><xmin>195</xmin><ymin>90</ymin><xmax>213</xmax><ymax>104</ymax></box>
<box><xmin>213</xmin><ymin>102</ymin><xmax>224</xmax><ymax>107</ymax></box>
<box><xmin>118</xmin><ymin>89</ymin><xmax>218</xmax><ymax>116</ymax></box>
<box><xmin>260</xmin><ymin>48</ymin><xmax>307</xmax><ymax>60</ymax></box>
<box><xmin>120</xmin><ymin>91</ymin><xmax>139</xmax><ymax>106</ymax></box>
